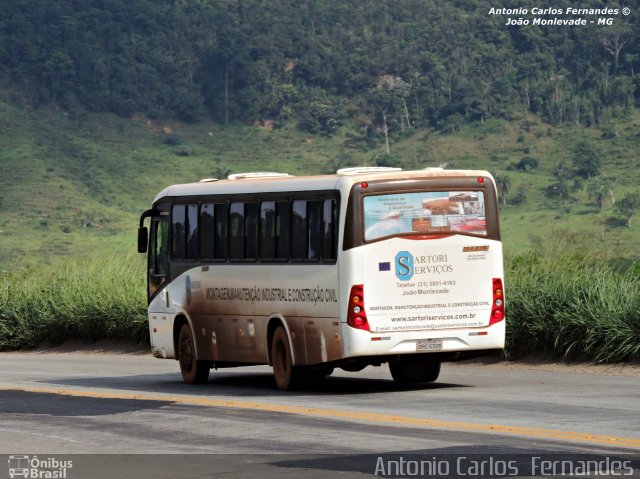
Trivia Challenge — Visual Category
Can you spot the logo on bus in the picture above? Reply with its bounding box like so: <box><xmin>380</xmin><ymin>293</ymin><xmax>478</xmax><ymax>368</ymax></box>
<box><xmin>395</xmin><ymin>251</ymin><xmax>414</xmax><ymax>281</ymax></box>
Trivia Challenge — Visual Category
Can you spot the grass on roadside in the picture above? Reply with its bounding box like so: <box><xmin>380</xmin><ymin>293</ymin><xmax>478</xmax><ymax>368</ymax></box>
<box><xmin>0</xmin><ymin>254</ymin><xmax>148</xmax><ymax>350</ymax></box>
<box><xmin>505</xmin><ymin>236</ymin><xmax>640</xmax><ymax>363</ymax></box>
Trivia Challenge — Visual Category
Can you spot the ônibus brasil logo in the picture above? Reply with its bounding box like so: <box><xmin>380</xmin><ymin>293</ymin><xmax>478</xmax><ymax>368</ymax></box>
<box><xmin>395</xmin><ymin>251</ymin><xmax>414</xmax><ymax>281</ymax></box>
<box><xmin>8</xmin><ymin>455</ymin><xmax>73</xmax><ymax>479</ymax></box>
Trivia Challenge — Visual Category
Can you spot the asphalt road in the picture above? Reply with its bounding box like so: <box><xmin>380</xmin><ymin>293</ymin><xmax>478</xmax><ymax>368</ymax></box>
<box><xmin>0</xmin><ymin>350</ymin><xmax>638</xmax><ymax>479</ymax></box>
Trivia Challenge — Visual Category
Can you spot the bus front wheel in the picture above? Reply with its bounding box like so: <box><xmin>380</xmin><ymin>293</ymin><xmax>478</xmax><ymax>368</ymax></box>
<box><xmin>271</xmin><ymin>326</ymin><xmax>299</xmax><ymax>391</ymax></box>
<box><xmin>178</xmin><ymin>323</ymin><xmax>210</xmax><ymax>384</ymax></box>
<box><xmin>389</xmin><ymin>357</ymin><xmax>441</xmax><ymax>385</ymax></box>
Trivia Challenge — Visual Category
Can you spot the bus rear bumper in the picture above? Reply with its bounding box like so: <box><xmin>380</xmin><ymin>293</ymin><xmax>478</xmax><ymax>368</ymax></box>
<box><xmin>340</xmin><ymin>321</ymin><xmax>506</xmax><ymax>360</ymax></box>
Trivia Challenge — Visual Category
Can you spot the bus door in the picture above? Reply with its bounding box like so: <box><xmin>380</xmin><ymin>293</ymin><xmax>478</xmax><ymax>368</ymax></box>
<box><xmin>148</xmin><ymin>216</ymin><xmax>169</xmax><ymax>300</ymax></box>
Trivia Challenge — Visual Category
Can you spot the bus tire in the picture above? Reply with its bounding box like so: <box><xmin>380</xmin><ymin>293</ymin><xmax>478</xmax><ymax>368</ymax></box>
<box><xmin>389</xmin><ymin>357</ymin><xmax>441</xmax><ymax>385</ymax></box>
<box><xmin>271</xmin><ymin>326</ymin><xmax>299</xmax><ymax>391</ymax></box>
<box><xmin>178</xmin><ymin>323</ymin><xmax>210</xmax><ymax>384</ymax></box>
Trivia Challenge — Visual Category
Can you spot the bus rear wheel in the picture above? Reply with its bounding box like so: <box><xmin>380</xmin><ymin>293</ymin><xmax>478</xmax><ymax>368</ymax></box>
<box><xmin>271</xmin><ymin>326</ymin><xmax>300</xmax><ymax>391</ymax></box>
<box><xmin>389</xmin><ymin>357</ymin><xmax>441</xmax><ymax>385</ymax></box>
<box><xmin>178</xmin><ymin>323</ymin><xmax>210</xmax><ymax>384</ymax></box>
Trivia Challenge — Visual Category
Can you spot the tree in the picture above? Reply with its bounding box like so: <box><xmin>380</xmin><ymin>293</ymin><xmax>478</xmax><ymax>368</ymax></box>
<box><xmin>624</xmin><ymin>53</ymin><xmax>638</xmax><ymax>78</ymax></box>
<box><xmin>42</xmin><ymin>50</ymin><xmax>75</xmax><ymax>101</ymax></box>
<box><xmin>375</xmin><ymin>153</ymin><xmax>401</xmax><ymax>168</ymax></box>
<box><xmin>368</xmin><ymin>77</ymin><xmax>403</xmax><ymax>154</ymax></box>
<box><xmin>546</xmin><ymin>159</ymin><xmax>582</xmax><ymax>207</ymax></box>
<box><xmin>510</xmin><ymin>184</ymin><xmax>530</xmax><ymax>205</ymax></box>
<box><xmin>439</xmin><ymin>113</ymin><xmax>464</xmax><ymax>134</ymax></box>
<box><xmin>493</xmin><ymin>171</ymin><xmax>511</xmax><ymax>206</ymax></box>
<box><xmin>599</xmin><ymin>26</ymin><xmax>630</xmax><ymax>75</ymax></box>
<box><xmin>614</xmin><ymin>193</ymin><xmax>640</xmax><ymax>227</ymax></box>
<box><xmin>213</xmin><ymin>161</ymin><xmax>231</xmax><ymax>180</ymax></box>
<box><xmin>299</xmin><ymin>99</ymin><xmax>341</xmax><ymax>135</ymax></box>
<box><xmin>586</xmin><ymin>177</ymin><xmax>615</xmax><ymax>211</ymax></box>
<box><xmin>515</xmin><ymin>156</ymin><xmax>539</xmax><ymax>172</ymax></box>
<box><xmin>393</xmin><ymin>77</ymin><xmax>413</xmax><ymax>131</ymax></box>
<box><xmin>545</xmin><ymin>179</ymin><xmax>572</xmax><ymax>201</ymax></box>
<box><xmin>264</xmin><ymin>83</ymin><xmax>298</xmax><ymax>122</ymax></box>
<box><xmin>572</xmin><ymin>142</ymin><xmax>601</xmax><ymax>180</ymax></box>
<box><xmin>170</xmin><ymin>84</ymin><xmax>205</xmax><ymax>123</ymax></box>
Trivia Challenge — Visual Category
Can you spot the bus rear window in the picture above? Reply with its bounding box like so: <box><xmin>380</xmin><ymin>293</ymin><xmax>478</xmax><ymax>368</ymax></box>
<box><xmin>363</xmin><ymin>191</ymin><xmax>487</xmax><ymax>241</ymax></box>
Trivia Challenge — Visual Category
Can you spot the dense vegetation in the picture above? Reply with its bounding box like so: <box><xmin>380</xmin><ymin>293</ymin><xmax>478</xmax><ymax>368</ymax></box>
<box><xmin>505</xmin><ymin>237</ymin><xmax>640</xmax><ymax>362</ymax></box>
<box><xmin>1</xmin><ymin>0</ymin><xmax>638</xmax><ymax>136</ymax></box>
<box><xmin>0</xmin><ymin>255</ymin><xmax>147</xmax><ymax>349</ymax></box>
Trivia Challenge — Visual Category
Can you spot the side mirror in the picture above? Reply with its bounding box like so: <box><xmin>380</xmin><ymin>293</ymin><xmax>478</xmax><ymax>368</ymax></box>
<box><xmin>137</xmin><ymin>226</ymin><xmax>148</xmax><ymax>253</ymax></box>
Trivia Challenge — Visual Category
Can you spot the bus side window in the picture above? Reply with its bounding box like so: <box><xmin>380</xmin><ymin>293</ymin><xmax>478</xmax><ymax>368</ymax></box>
<box><xmin>292</xmin><ymin>200</ymin><xmax>307</xmax><ymax>261</ymax></box>
<box><xmin>186</xmin><ymin>204</ymin><xmax>198</xmax><ymax>260</ymax></box>
<box><xmin>171</xmin><ymin>205</ymin><xmax>186</xmax><ymax>260</ymax></box>
<box><xmin>293</xmin><ymin>199</ymin><xmax>322</xmax><ymax>262</ymax></box>
<box><xmin>260</xmin><ymin>201</ymin><xmax>277</xmax><ymax>260</ymax></box>
<box><xmin>275</xmin><ymin>201</ymin><xmax>289</xmax><ymax>260</ymax></box>
<box><xmin>244</xmin><ymin>203</ymin><xmax>258</xmax><ymax>259</ymax></box>
<box><xmin>171</xmin><ymin>204</ymin><xmax>198</xmax><ymax>261</ymax></box>
<box><xmin>230</xmin><ymin>202</ymin><xmax>257</xmax><ymax>261</ymax></box>
<box><xmin>323</xmin><ymin>199</ymin><xmax>337</xmax><ymax>261</ymax></box>
<box><xmin>244</xmin><ymin>202</ymin><xmax>258</xmax><ymax>260</ymax></box>
<box><xmin>307</xmin><ymin>200</ymin><xmax>322</xmax><ymax>261</ymax></box>
<box><xmin>214</xmin><ymin>203</ymin><xmax>227</xmax><ymax>260</ymax></box>
<box><xmin>200</xmin><ymin>204</ymin><xmax>214</xmax><ymax>260</ymax></box>
<box><xmin>261</xmin><ymin>200</ymin><xmax>289</xmax><ymax>261</ymax></box>
<box><xmin>229</xmin><ymin>202</ymin><xmax>244</xmax><ymax>260</ymax></box>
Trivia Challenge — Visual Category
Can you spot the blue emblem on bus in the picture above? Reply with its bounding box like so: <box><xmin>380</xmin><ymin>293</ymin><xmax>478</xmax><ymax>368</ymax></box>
<box><xmin>395</xmin><ymin>251</ymin><xmax>414</xmax><ymax>281</ymax></box>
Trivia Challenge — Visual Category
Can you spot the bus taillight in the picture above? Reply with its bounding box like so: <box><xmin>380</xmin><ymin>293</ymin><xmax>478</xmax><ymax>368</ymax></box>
<box><xmin>347</xmin><ymin>284</ymin><xmax>370</xmax><ymax>331</ymax></box>
<box><xmin>490</xmin><ymin>278</ymin><xmax>505</xmax><ymax>324</ymax></box>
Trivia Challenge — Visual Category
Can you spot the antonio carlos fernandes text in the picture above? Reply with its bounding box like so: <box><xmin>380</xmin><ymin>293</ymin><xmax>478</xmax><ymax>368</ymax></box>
<box><xmin>374</xmin><ymin>456</ymin><xmax>634</xmax><ymax>477</ymax></box>
<box><xmin>488</xmin><ymin>7</ymin><xmax>620</xmax><ymax>15</ymax></box>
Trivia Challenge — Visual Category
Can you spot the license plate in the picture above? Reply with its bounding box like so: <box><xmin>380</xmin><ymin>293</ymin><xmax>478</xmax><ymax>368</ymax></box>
<box><xmin>417</xmin><ymin>339</ymin><xmax>443</xmax><ymax>351</ymax></box>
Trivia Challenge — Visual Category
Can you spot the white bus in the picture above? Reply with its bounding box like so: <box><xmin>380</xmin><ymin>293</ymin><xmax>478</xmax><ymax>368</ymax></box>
<box><xmin>138</xmin><ymin>167</ymin><xmax>505</xmax><ymax>390</ymax></box>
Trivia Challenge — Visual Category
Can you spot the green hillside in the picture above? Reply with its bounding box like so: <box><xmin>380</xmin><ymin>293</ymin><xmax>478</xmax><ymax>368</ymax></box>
<box><xmin>1</xmin><ymin>94</ymin><xmax>639</xmax><ymax>268</ymax></box>
<box><xmin>1</xmin><ymin>0</ymin><xmax>638</xmax><ymax>268</ymax></box>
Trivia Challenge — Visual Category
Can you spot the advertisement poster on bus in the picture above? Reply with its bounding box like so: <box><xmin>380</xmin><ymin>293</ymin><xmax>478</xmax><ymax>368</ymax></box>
<box><xmin>363</xmin><ymin>238</ymin><xmax>496</xmax><ymax>332</ymax></box>
<box><xmin>363</xmin><ymin>191</ymin><xmax>487</xmax><ymax>241</ymax></box>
